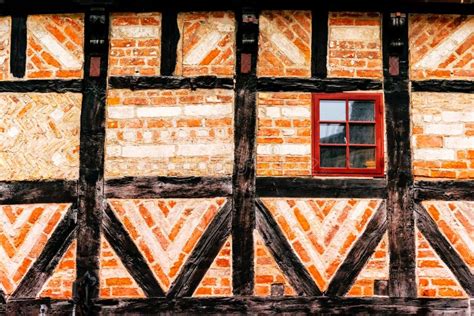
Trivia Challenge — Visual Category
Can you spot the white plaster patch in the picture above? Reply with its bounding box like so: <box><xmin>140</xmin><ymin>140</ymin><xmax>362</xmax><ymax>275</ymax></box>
<box><xmin>330</xmin><ymin>26</ymin><xmax>380</xmax><ymax>42</ymax></box>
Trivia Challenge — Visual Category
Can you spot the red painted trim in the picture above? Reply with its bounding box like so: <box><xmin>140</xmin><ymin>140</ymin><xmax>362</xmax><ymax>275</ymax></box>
<box><xmin>312</xmin><ymin>93</ymin><xmax>384</xmax><ymax>177</ymax></box>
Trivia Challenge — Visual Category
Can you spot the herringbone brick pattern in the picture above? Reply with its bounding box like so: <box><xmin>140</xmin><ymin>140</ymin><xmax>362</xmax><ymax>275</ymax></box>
<box><xmin>194</xmin><ymin>237</ymin><xmax>232</xmax><ymax>296</ymax></box>
<box><xmin>108</xmin><ymin>198</ymin><xmax>226</xmax><ymax>292</ymax></box>
<box><xmin>258</xmin><ymin>11</ymin><xmax>311</xmax><ymax>77</ymax></box>
<box><xmin>423</xmin><ymin>201</ymin><xmax>474</xmax><ymax>272</ymax></box>
<box><xmin>0</xmin><ymin>17</ymin><xmax>10</xmax><ymax>80</ymax></box>
<box><xmin>254</xmin><ymin>231</ymin><xmax>295</xmax><ymax>296</ymax></box>
<box><xmin>175</xmin><ymin>12</ymin><xmax>235</xmax><ymax>77</ymax></box>
<box><xmin>328</xmin><ymin>12</ymin><xmax>382</xmax><ymax>79</ymax></box>
<box><xmin>416</xmin><ymin>229</ymin><xmax>467</xmax><ymax>298</ymax></box>
<box><xmin>261</xmin><ymin>198</ymin><xmax>381</xmax><ymax>291</ymax></box>
<box><xmin>0</xmin><ymin>93</ymin><xmax>81</xmax><ymax>180</ymax></box>
<box><xmin>347</xmin><ymin>234</ymin><xmax>389</xmax><ymax>297</ymax></box>
<box><xmin>26</xmin><ymin>14</ymin><xmax>84</xmax><ymax>79</ymax></box>
<box><xmin>410</xmin><ymin>15</ymin><xmax>474</xmax><ymax>80</ymax></box>
<box><xmin>0</xmin><ymin>203</ymin><xmax>70</xmax><ymax>295</ymax></box>
<box><xmin>100</xmin><ymin>237</ymin><xmax>145</xmax><ymax>298</ymax></box>
<box><xmin>105</xmin><ymin>89</ymin><xmax>234</xmax><ymax>178</ymax></box>
<box><xmin>39</xmin><ymin>241</ymin><xmax>75</xmax><ymax>299</ymax></box>
<box><xmin>109</xmin><ymin>13</ymin><xmax>161</xmax><ymax>76</ymax></box>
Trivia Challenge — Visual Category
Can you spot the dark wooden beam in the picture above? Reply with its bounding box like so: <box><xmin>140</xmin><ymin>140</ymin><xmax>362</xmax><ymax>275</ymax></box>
<box><xmin>105</xmin><ymin>176</ymin><xmax>232</xmax><ymax>199</ymax></box>
<box><xmin>75</xmin><ymin>9</ymin><xmax>109</xmax><ymax>314</ymax></box>
<box><xmin>411</xmin><ymin>80</ymin><xmax>474</xmax><ymax>93</ymax></box>
<box><xmin>160</xmin><ymin>10</ymin><xmax>180</xmax><ymax>76</ymax></box>
<box><xmin>0</xmin><ymin>180</ymin><xmax>77</xmax><ymax>205</ymax></box>
<box><xmin>383</xmin><ymin>12</ymin><xmax>417</xmax><ymax>297</ymax></box>
<box><xmin>10</xmin><ymin>15</ymin><xmax>27</xmax><ymax>78</ymax></box>
<box><xmin>256</xmin><ymin>200</ymin><xmax>321</xmax><ymax>296</ymax></box>
<box><xmin>108</xmin><ymin>76</ymin><xmax>234</xmax><ymax>90</ymax></box>
<box><xmin>4</xmin><ymin>299</ymin><xmax>75</xmax><ymax>315</ymax></box>
<box><xmin>414</xmin><ymin>203</ymin><xmax>474</xmax><ymax>296</ymax></box>
<box><xmin>257</xmin><ymin>77</ymin><xmax>382</xmax><ymax>92</ymax></box>
<box><xmin>231</xmin><ymin>5</ymin><xmax>259</xmax><ymax>296</ymax></box>
<box><xmin>0</xmin><ymin>80</ymin><xmax>83</xmax><ymax>93</ymax></box>
<box><xmin>12</xmin><ymin>207</ymin><xmax>76</xmax><ymax>298</ymax></box>
<box><xmin>96</xmin><ymin>297</ymin><xmax>470</xmax><ymax>314</ymax></box>
<box><xmin>326</xmin><ymin>201</ymin><xmax>387</xmax><ymax>296</ymax></box>
<box><xmin>102</xmin><ymin>205</ymin><xmax>165</xmax><ymax>297</ymax></box>
<box><xmin>257</xmin><ymin>177</ymin><xmax>387</xmax><ymax>198</ymax></box>
<box><xmin>413</xmin><ymin>181</ymin><xmax>474</xmax><ymax>201</ymax></box>
<box><xmin>311</xmin><ymin>9</ymin><xmax>328</xmax><ymax>78</ymax></box>
<box><xmin>167</xmin><ymin>201</ymin><xmax>232</xmax><ymax>297</ymax></box>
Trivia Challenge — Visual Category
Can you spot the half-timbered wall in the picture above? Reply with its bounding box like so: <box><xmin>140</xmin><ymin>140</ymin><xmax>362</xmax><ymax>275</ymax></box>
<box><xmin>0</xmin><ymin>1</ymin><xmax>473</xmax><ymax>314</ymax></box>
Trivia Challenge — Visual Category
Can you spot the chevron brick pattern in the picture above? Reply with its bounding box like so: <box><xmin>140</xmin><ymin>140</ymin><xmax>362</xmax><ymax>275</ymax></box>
<box><xmin>261</xmin><ymin>198</ymin><xmax>381</xmax><ymax>291</ymax></box>
<box><xmin>328</xmin><ymin>12</ymin><xmax>382</xmax><ymax>79</ymax></box>
<box><xmin>254</xmin><ymin>231</ymin><xmax>295</xmax><ymax>296</ymax></box>
<box><xmin>100</xmin><ymin>237</ymin><xmax>145</xmax><ymax>298</ymax></box>
<box><xmin>410</xmin><ymin>14</ymin><xmax>474</xmax><ymax>80</ymax></box>
<box><xmin>258</xmin><ymin>11</ymin><xmax>311</xmax><ymax>77</ymax></box>
<box><xmin>347</xmin><ymin>234</ymin><xmax>389</xmax><ymax>297</ymax></box>
<box><xmin>108</xmin><ymin>198</ymin><xmax>226</xmax><ymax>292</ymax></box>
<box><xmin>39</xmin><ymin>241</ymin><xmax>75</xmax><ymax>299</ymax></box>
<box><xmin>175</xmin><ymin>12</ymin><xmax>235</xmax><ymax>77</ymax></box>
<box><xmin>0</xmin><ymin>17</ymin><xmax>10</xmax><ymax>80</ymax></box>
<box><xmin>194</xmin><ymin>237</ymin><xmax>232</xmax><ymax>296</ymax></box>
<box><xmin>105</xmin><ymin>89</ymin><xmax>234</xmax><ymax>178</ymax></box>
<box><xmin>26</xmin><ymin>14</ymin><xmax>84</xmax><ymax>79</ymax></box>
<box><xmin>0</xmin><ymin>203</ymin><xmax>70</xmax><ymax>295</ymax></box>
<box><xmin>0</xmin><ymin>93</ymin><xmax>81</xmax><ymax>180</ymax></box>
<box><xmin>416</xmin><ymin>229</ymin><xmax>467</xmax><ymax>298</ymax></box>
<box><xmin>423</xmin><ymin>201</ymin><xmax>474</xmax><ymax>272</ymax></box>
<box><xmin>109</xmin><ymin>13</ymin><xmax>161</xmax><ymax>76</ymax></box>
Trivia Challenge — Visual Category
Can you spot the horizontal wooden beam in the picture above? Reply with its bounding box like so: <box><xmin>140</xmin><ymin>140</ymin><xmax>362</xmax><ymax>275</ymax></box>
<box><xmin>411</xmin><ymin>80</ymin><xmax>474</xmax><ymax>93</ymax></box>
<box><xmin>257</xmin><ymin>177</ymin><xmax>387</xmax><ymax>198</ymax></box>
<box><xmin>413</xmin><ymin>180</ymin><xmax>474</xmax><ymax>201</ymax></box>
<box><xmin>108</xmin><ymin>76</ymin><xmax>234</xmax><ymax>90</ymax></box>
<box><xmin>0</xmin><ymin>180</ymin><xmax>77</xmax><ymax>204</ymax></box>
<box><xmin>257</xmin><ymin>77</ymin><xmax>382</xmax><ymax>92</ymax></box>
<box><xmin>105</xmin><ymin>176</ymin><xmax>232</xmax><ymax>199</ymax></box>
<box><xmin>0</xmin><ymin>80</ymin><xmax>82</xmax><ymax>93</ymax></box>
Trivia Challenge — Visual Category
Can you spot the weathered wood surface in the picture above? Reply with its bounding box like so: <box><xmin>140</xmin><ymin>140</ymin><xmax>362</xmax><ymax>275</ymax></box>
<box><xmin>0</xmin><ymin>79</ymin><xmax>83</xmax><ymax>92</ymax></box>
<box><xmin>412</xmin><ymin>80</ymin><xmax>474</xmax><ymax>93</ymax></box>
<box><xmin>0</xmin><ymin>180</ymin><xmax>77</xmax><ymax>204</ymax></box>
<box><xmin>311</xmin><ymin>10</ymin><xmax>328</xmax><ymax>78</ymax></box>
<box><xmin>10</xmin><ymin>15</ymin><xmax>27</xmax><ymax>78</ymax></box>
<box><xmin>108</xmin><ymin>76</ymin><xmax>234</xmax><ymax>90</ymax></box>
<box><xmin>258</xmin><ymin>77</ymin><xmax>382</xmax><ymax>92</ymax></box>
<box><xmin>160</xmin><ymin>10</ymin><xmax>180</xmax><ymax>76</ymax></box>
<box><xmin>413</xmin><ymin>181</ymin><xmax>474</xmax><ymax>201</ymax></box>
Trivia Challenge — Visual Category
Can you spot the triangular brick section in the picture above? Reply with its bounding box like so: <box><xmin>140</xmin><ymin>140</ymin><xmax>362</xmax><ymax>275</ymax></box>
<box><xmin>347</xmin><ymin>233</ymin><xmax>389</xmax><ymax>297</ymax></box>
<box><xmin>0</xmin><ymin>203</ymin><xmax>70</xmax><ymax>295</ymax></box>
<box><xmin>108</xmin><ymin>198</ymin><xmax>226</xmax><ymax>292</ymax></box>
<box><xmin>261</xmin><ymin>198</ymin><xmax>381</xmax><ymax>292</ymax></box>
<box><xmin>193</xmin><ymin>237</ymin><xmax>232</xmax><ymax>297</ymax></box>
<box><xmin>416</xmin><ymin>229</ymin><xmax>467</xmax><ymax>298</ymax></box>
<box><xmin>254</xmin><ymin>231</ymin><xmax>295</xmax><ymax>296</ymax></box>
<box><xmin>423</xmin><ymin>201</ymin><xmax>474</xmax><ymax>273</ymax></box>
<box><xmin>39</xmin><ymin>240</ymin><xmax>76</xmax><ymax>299</ymax></box>
<box><xmin>99</xmin><ymin>237</ymin><xmax>145</xmax><ymax>298</ymax></box>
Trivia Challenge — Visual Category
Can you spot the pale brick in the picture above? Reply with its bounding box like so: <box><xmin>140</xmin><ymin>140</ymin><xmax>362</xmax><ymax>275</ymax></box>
<box><xmin>273</xmin><ymin>144</ymin><xmax>311</xmax><ymax>155</ymax></box>
<box><xmin>121</xmin><ymin>145</ymin><xmax>175</xmax><ymax>158</ymax></box>
<box><xmin>257</xmin><ymin>144</ymin><xmax>273</xmax><ymax>155</ymax></box>
<box><xmin>424</xmin><ymin>124</ymin><xmax>463</xmax><ymax>135</ymax></box>
<box><xmin>183</xmin><ymin>104</ymin><xmax>232</xmax><ymax>116</ymax></box>
<box><xmin>414</xmin><ymin>149</ymin><xmax>456</xmax><ymax>161</ymax></box>
<box><xmin>281</xmin><ymin>106</ymin><xmax>311</xmax><ymax>118</ymax></box>
<box><xmin>444</xmin><ymin>137</ymin><xmax>474</xmax><ymax>149</ymax></box>
<box><xmin>176</xmin><ymin>144</ymin><xmax>233</xmax><ymax>157</ymax></box>
<box><xmin>265</xmin><ymin>107</ymin><xmax>281</xmax><ymax>118</ymax></box>
<box><xmin>108</xmin><ymin>106</ymin><xmax>135</xmax><ymax>119</ymax></box>
<box><xmin>136</xmin><ymin>106</ymin><xmax>182</xmax><ymax>117</ymax></box>
<box><xmin>441</xmin><ymin>111</ymin><xmax>463</xmax><ymax>123</ymax></box>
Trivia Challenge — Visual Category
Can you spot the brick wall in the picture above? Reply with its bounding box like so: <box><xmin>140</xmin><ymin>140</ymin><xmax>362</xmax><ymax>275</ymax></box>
<box><xmin>328</xmin><ymin>12</ymin><xmax>382</xmax><ymax>79</ymax></box>
<box><xmin>257</xmin><ymin>92</ymin><xmax>312</xmax><ymax>176</ymax></box>
<box><xmin>175</xmin><ymin>12</ymin><xmax>235</xmax><ymax>77</ymax></box>
<box><xmin>412</xmin><ymin>92</ymin><xmax>474</xmax><ymax>179</ymax></box>
<box><xmin>0</xmin><ymin>93</ymin><xmax>81</xmax><ymax>181</ymax></box>
<box><xmin>0</xmin><ymin>17</ymin><xmax>10</xmax><ymax>80</ymax></box>
<box><xmin>410</xmin><ymin>14</ymin><xmax>473</xmax><ymax>80</ymax></box>
<box><xmin>105</xmin><ymin>89</ymin><xmax>234</xmax><ymax>178</ymax></box>
<box><xmin>109</xmin><ymin>13</ymin><xmax>161</xmax><ymax>76</ymax></box>
<box><xmin>258</xmin><ymin>11</ymin><xmax>311</xmax><ymax>77</ymax></box>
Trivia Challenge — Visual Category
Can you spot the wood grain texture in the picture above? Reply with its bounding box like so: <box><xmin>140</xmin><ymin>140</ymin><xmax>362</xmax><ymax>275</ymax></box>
<box><xmin>10</xmin><ymin>15</ymin><xmax>27</xmax><ymax>78</ymax></box>
<box><xmin>0</xmin><ymin>80</ymin><xmax>83</xmax><ymax>92</ymax></box>
<box><xmin>160</xmin><ymin>10</ymin><xmax>180</xmax><ymax>76</ymax></box>
<box><xmin>257</xmin><ymin>77</ymin><xmax>382</xmax><ymax>92</ymax></box>
<box><xmin>411</xmin><ymin>80</ymin><xmax>474</xmax><ymax>93</ymax></box>
<box><xmin>413</xmin><ymin>181</ymin><xmax>474</xmax><ymax>201</ymax></box>
<box><xmin>256</xmin><ymin>200</ymin><xmax>321</xmax><ymax>296</ymax></box>
<box><xmin>108</xmin><ymin>76</ymin><xmax>234</xmax><ymax>90</ymax></box>
<box><xmin>0</xmin><ymin>180</ymin><xmax>77</xmax><ymax>204</ymax></box>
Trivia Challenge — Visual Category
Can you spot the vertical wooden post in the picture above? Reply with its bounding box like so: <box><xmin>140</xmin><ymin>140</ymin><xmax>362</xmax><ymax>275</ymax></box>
<box><xmin>232</xmin><ymin>5</ymin><xmax>259</xmax><ymax>296</ymax></box>
<box><xmin>160</xmin><ymin>9</ymin><xmax>179</xmax><ymax>76</ymax></box>
<box><xmin>311</xmin><ymin>9</ymin><xmax>328</xmax><ymax>78</ymax></box>
<box><xmin>75</xmin><ymin>9</ymin><xmax>109</xmax><ymax>314</ymax></box>
<box><xmin>383</xmin><ymin>12</ymin><xmax>417</xmax><ymax>297</ymax></box>
<box><xmin>10</xmin><ymin>15</ymin><xmax>27</xmax><ymax>78</ymax></box>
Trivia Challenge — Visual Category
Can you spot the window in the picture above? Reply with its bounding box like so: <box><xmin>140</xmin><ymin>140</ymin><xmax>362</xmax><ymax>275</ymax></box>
<box><xmin>312</xmin><ymin>93</ymin><xmax>384</xmax><ymax>176</ymax></box>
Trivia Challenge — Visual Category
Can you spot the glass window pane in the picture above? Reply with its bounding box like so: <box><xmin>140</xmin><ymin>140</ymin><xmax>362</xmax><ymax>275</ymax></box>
<box><xmin>349</xmin><ymin>100</ymin><xmax>375</xmax><ymax>121</ymax></box>
<box><xmin>320</xmin><ymin>100</ymin><xmax>346</xmax><ymax>121</ymax></box>
<box><xmin>349</xmin><ymin>124</ymin><xmax>375</xmax><ymax>144</ymax></box>
<box><xmin>350</xmin><ymin>147</ymin><xmax>376</xmax><ymax>168</ymax></box>
<box><xmin>320</xmin><ymin>147</ymin><xmax>346</xmax><ymax>168</ymax></box>
<box><xmin>320</xmin><ymin>124</ymin><xmax>346</xmax><ymax>144</ymax></box>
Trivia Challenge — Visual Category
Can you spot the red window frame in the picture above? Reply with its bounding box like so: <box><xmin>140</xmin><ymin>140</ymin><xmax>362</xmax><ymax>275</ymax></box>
<box><xmin>312</xmin><ymin>93</ymin><xmax>384</xmax><ymax>177</ymax></box>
